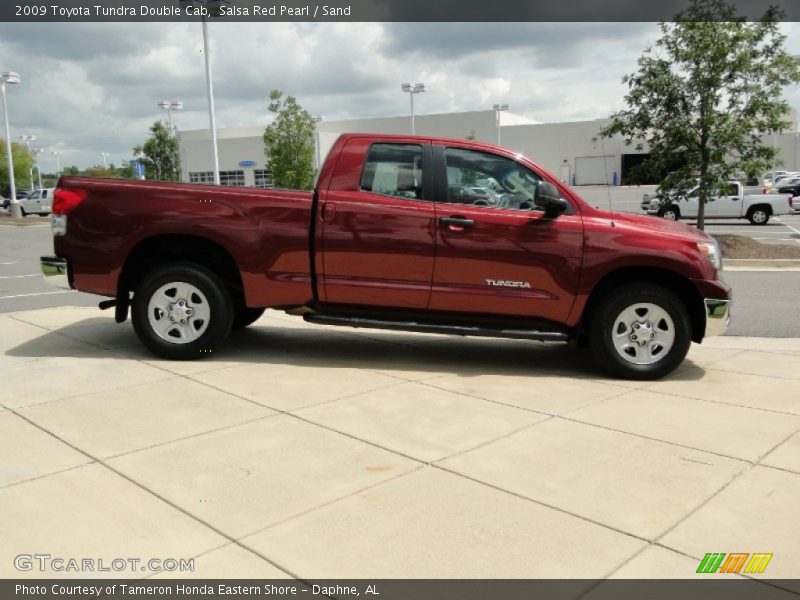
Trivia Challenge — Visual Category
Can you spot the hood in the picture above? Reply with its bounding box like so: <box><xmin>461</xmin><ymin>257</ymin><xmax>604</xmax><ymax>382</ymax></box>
<box><xmin>594</xmin><ymin>209</ymin><xmax>713</xmax><ymax>243</ymax></box>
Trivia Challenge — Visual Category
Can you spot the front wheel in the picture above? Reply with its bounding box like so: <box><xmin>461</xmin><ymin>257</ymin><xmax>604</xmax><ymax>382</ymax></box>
<box><xmin>132</xmin><ymin>262</ymin><xmax>234</xmax><ymax>360</ymax></box>
<box><xmin>659</xmin><ymin>206</ymin><xmax>680</xmax><ymax>221</ymax></box>
<box><xmin>589</xmin><ymin>284</ymin><xmax>692</xmax><ymax>380</ymax></box>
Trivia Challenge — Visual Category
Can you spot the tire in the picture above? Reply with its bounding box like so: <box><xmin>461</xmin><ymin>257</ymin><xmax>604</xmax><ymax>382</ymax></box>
<box><xmin>131</xmin><ymin>262</ymin><xmax>234</xmax><ymax>360</ymax></box>
<box><xmin>233</xmin><ymin>307</ymin><xmax>266</xmax><ymax>329</ymax></box>
<box><xmin>20</xmin><ymin>207</ymin><xmax>27</xmax><ymax>217</ymax></box>
<box><xmin>748</xmin><ymin>207</ymin><xmax>770</xmax><ymax>225</ymax></box>
<box><xmin>659</xmin><ymin>205</ymin><xmax>680</xmax><ymax>221</ymax></box>
<box><xmin>589</xmin><ymin>283</ymin><xmax>692</xmax><ymax>380</ymax></box>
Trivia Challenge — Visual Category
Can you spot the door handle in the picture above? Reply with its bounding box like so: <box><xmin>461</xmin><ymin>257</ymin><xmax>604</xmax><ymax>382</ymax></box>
<box><xmin>321</xmin><ymin>202</ymin><xmax>336</xmax><ymax>222</ymax></box>
<box><xmin>439</xmin><ymin>216</ymin><xmax>475</xmax><ymax>231</ymax></box>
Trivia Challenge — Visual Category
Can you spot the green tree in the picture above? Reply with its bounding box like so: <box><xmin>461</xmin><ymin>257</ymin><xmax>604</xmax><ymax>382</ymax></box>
<box><xmin>62</xmin><ymin>165</ymin><xmax>80</xmax><ymax>176</ymax></box>
<box><xmin>600</xmin><ymin>0</ymin><xmax>800</xmax><ymax>230</ymax></box>
<box><xmin>263</xmin><ymin>90</ymin><xmax>316</xmax><ymax>190</ymax></box>
<box><xmin>133</xmin><ymin>120</ymin><xmax>180</xmax><ymax>181</ymax></box>
<box><xmin>0</xmin><ymin>139</ymin><xmax>35</xmax><ymax>195</ymax></box>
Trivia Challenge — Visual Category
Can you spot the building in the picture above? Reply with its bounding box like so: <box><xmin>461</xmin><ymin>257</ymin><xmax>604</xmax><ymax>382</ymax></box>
<box><xmin>178</xmin><ymin>109</ymin><xmax>800</xmax><ymax>187</ymax></box>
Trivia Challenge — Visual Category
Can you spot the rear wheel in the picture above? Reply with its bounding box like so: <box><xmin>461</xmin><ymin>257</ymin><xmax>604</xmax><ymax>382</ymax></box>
<box><xmin>748</xmin><ymin>207</ymin><xmax>770</xmax><ymax>225</ymax></box>
<box><xmin>132</xmin><ymin>262</ymin><xmax>234</xmax><ymax>360</ymax></box>
<box><xmin>589</xmin><ymin>283</ymin><xmax>691</xmax><ymax>380</ymax></box>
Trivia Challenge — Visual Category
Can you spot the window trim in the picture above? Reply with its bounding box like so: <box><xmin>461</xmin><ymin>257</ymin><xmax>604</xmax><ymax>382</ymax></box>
<box><xmin>434</xmin><ymin>144</ymin><xmax>574</xmax><ymax>216</ymax></box>
<box><xmin>358</xmin><ymin>142</ymin><xmax>434</xmax><ymax>203</ymax></box>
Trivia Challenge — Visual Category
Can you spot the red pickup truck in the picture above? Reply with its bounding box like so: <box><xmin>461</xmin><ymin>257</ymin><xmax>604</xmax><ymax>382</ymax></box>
<box><xmin>41</xmin><ymin>134</ymin><xmax>730</xmax><ymax>379</ymax></box>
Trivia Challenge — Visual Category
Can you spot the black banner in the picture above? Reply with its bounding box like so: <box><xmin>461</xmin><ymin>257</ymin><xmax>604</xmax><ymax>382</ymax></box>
<box><xmin>2</xmin><ymin>0</ymin><xmax>800</xmax><ymax>22</ymax></box>
<box><xmin>3</xmin><ymin>580</ymin><xmax>800</xmax><ymax>600</ymax></box>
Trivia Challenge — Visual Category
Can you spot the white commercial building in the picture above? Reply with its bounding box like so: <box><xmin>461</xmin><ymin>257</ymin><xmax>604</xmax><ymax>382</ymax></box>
<box><xmin>178</xmin><ymin>109</ymin><xmax>800</xmax><ymax>188</ymax></box>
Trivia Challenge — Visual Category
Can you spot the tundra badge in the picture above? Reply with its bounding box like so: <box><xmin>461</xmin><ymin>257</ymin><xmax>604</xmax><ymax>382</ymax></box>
<box><xmin>485</xmin><ymin>279</ymin><xmax>532</xmax><ymax>288</ymax></box>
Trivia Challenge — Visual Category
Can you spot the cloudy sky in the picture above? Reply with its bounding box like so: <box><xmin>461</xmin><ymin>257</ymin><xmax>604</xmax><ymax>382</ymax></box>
<box><xmin>1</xmin><ymin>21</ymin><xmax>799</xmax><ymax>171</ymax></box>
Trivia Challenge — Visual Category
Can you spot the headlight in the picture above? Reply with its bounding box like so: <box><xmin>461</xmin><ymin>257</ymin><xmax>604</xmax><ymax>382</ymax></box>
<box><xmin>697</xmin><ymin>241</ymin><xmax>722</xmax><ymax>270</ymax></box>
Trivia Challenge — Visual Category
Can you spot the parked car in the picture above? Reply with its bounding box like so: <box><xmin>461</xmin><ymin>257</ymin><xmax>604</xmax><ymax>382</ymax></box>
<box><xmin>19</xmin><ymin>188</ymin><xmax>55</xmax><ymax>216</ymax></box>
<box><xmin>647</xmin><ymin>181</ymin><xmax>792</xmax><ymax>225</ymax></box>
<box><xmin>41</xmin><ymin>133</ymin><xmax>730</xmax><ymax>380</ymax></box>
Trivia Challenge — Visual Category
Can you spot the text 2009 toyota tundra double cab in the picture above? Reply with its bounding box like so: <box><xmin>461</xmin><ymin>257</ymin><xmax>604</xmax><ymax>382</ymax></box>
<box><xmin>41</xmin><ymin>134</ymin><xmax>730</xmax><ymax>380</ymax></box>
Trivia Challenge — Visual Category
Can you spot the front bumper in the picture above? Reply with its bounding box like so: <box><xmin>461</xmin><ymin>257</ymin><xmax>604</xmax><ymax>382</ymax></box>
<box><xmin>40</xmin><ymin>256</ymin><xmax>70</xmax><ymax>290</ymax></box>
<box><xmin>704</xmin><ymin>298</ymin><xmax>730</xmax><ymax>337</ymax></box>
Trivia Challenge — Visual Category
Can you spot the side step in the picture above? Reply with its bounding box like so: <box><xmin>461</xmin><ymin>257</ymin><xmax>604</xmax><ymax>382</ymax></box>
<box><xmin>303</xmin><ymin>314</ymin><xmax>569</xmax><ymax>342</ymax></box>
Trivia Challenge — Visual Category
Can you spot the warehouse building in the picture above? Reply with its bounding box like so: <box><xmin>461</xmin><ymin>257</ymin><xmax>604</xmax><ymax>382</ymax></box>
<box><xmin>178</xmin><ymin>109</ymin><xmax>800</xmax><ymax>187</ymax></box>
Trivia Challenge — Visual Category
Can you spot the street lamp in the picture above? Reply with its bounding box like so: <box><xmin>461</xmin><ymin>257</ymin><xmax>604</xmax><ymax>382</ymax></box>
<box><xmin>313</xmin><ymin>115</ymin><xmax>324</xmax><ymax>171</ymax></box>
<box><xmin>157</xmin><ymin>100</ymin><xmax>183</xmax><ymax>136</ymax></box>
<box><xmin>401</xmin><ymin>83</ymin><xmax>426</xmax><ymax>135</ymax></box>
<box><xmin>2</xmin><ymin>72</ymin><xmax>22</xmax><ymax>218</ymax></box>
<box><xmin>100</xmin><ymin>152</ymin><xmax>109</xmax><ymax>169</ymax></box>
<box><xmin>19</xmin><ymin>134</ymin><xmax>36</xmax><ymax>189</ymax></box>
<box><xmin>50</xmin><ymin>150</ymin><xmax>62</xmax><ymax>176</ymax></box>
<box><xmin>493</xmin><ymin>103</ymin><xmax>509</xmax><ymax>146</ymax></box>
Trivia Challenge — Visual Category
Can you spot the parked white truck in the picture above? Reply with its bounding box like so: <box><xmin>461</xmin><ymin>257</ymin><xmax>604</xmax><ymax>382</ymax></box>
<box><xmin>646</xmin><ymin>181</ymin><xmax>793</xmax><ymax>225</ymax></box>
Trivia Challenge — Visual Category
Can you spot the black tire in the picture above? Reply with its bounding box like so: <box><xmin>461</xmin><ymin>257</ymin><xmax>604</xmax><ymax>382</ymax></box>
<box><xmin>659</xmin><ymin>205</ymin><xmax>680</xmax><ymax>221</ymax></box>
<box><xmin>131</xmin><ymin>262</ymin><xmax>234</xmax><ymax>360</ymax></box>
<box><xmin>747</xmin><ymin>207</ymin><xmax>770</xmax><ymax>225</ymax></box>
<box><xmin>20</xmin><ymin>207</ymin><xmax>27</xmax><ymax>217</ymax></box>
<box><xmin>233</xmin><ymin>307</ymin><xmax>266</xmax><ymax>329</ymax></box>
<box><xmin>589</xmin><ymin>283</ymin><xmax>692</xmax><ymax>380</ymax></box>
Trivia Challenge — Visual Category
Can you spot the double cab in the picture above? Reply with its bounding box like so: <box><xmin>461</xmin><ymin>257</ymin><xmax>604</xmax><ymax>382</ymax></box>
<box><xmin>41</xmin><ymin>134</ymin><xmax>731</xmax><ymax>379</ymax></box>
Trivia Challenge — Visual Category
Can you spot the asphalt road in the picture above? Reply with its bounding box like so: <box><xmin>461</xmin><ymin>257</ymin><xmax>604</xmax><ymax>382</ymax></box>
<box><xmin>1</xmin><ymin>219</ymin><xmax>798</xmax><ymax>337</ymax></box>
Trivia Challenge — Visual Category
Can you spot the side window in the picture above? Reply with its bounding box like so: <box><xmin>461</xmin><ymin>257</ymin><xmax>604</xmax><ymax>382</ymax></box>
<box><xmin>42</xmin><ymin>190</ymin><xmax>48</xmax><ymax>198</ymax></box>
<box><xmin>443</xmin><ymin>147</ymin><xmax>543</xmax><ymax>211</ymax></box>
<box><xmin>360</xmin><ymin>144</ymin><xmax>424</xmax><ymax>200</ymax></box>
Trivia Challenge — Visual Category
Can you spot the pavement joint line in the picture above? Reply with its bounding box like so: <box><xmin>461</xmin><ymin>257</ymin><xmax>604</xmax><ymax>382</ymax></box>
<box><xmin>554</xmin><ymin>413</ymin><xmax>763</xmax><ymax>466</ymax></box>
<box><xmin>100</xmin><ymin>412</ymin><xmax>281</xmax><ymax>462</ymax></box>
<box><xmin>235</xmin><ymin>466</ymin><xmax>425</xmax><ymax>544</ymax></box>
<box><xmin>635</xmin><ymin>385</ymin><xmax>800</xmax><ymax>418</ymax></box>
<box><xmin>0</xmin><ymin>403</ymin><xmax>308</xmax><ymax>584</ymax></box>
<box><xmin>649</xmin><ymin>426</ymin><xmax>800</xmax><ymax>547</ymax></box>
<box><xmin>0</xmin><ymin>458</ymin><xmax>96</xmax><ymax>491</ymax></box>
<box><xmin>705</xmin><ymin>363</ymin><xmax>800</xmax><ymax>383</ymax></box>
<box><xmin>758</xmin><ymin>462</ymin><xmax>800</xmax><ymax>477</ymax></box>
<box><xmin>430</xmin><ymin>462</ymin><xmax>652</xmax><ymax>544</ymax></box>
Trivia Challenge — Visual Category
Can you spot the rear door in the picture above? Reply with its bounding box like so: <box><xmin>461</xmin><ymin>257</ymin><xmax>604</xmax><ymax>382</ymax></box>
<box><xmin>428</xmin><ymin>144</ymin><xmax>583</xmax><ymax>324</ymax></box>
<box><xmin>707</xmin><ymin>182</ymin><xmax>741</xmax><ymax>217</ymax></box>
<box><xmin>319</xmin><ymin>138</ymin><xmax>437</xmax><ymax>309</ymax></box>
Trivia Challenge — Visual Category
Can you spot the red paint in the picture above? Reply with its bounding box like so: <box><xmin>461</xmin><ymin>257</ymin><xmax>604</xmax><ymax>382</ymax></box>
<box><xmin>54</xmin><ymin>133</ymin><xmax>730</xmax><ymax>337</ymax></box>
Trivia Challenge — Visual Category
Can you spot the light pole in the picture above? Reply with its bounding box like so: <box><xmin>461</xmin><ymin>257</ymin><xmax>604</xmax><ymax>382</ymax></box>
<box><xmin>157</xmin><ymin>100</ymin><xmax>183</xmax><ymax>136</ymax></box>
<box><xmin>493</xmin><ymin>103</ymin><xmax>509</xmax><ymax>146</ymax></box>
<box><xmin>101</xmin><ymin>152</ymin><xmax>109</xmax><ymax>169</ymax></box>
<box><xmin>2</xmin><ymin>71</ymin><xmax>22</xmax><ymax>218</ymax></box>
<box><xmin>19</xmin><ymin>134</ymin><xmax>36</xmax><ymax>189</ymax></box>
<box><xmin>313</xmin><ymin>115</ymin><xmax>324</xmax><ymax>171</ymax></box>
<box><xmin>202</xmin><ymin>16</ymin><xmax>220</xmax><ymax>185</ymax></box>
<box><xmin>50</xmin><ymin>150</ymin><xmax>62</xmax><ymax>176</ymax></box>
<box><xmin>33</xmin><ymin>148</ymin><xmax>42</xmax><ymax>189</ymax></box>
<box><xmin>401</xmin><ymin>83</ymin><xmax>426</xmax><ymax>134</ymax></box>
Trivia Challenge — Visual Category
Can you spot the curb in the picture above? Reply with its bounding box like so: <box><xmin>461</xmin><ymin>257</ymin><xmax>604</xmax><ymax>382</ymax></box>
<box><xmin>724</xmin><ymin>259</ymin><xmax>800</xmax><ymax>270</ymax></box>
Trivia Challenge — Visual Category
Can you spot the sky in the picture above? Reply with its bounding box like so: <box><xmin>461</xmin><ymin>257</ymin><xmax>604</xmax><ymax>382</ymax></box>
<box><xmin>0</xmin><ymin>21</ymin><xmax>799</xmax><ymax>171</ymax></box>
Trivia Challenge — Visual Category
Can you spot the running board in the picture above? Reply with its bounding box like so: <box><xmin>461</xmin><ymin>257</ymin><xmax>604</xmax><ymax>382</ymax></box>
<box><xmin>303</xmin><ymin>314</ymin><xmax>569</xmax><ymax>342</ymax></box>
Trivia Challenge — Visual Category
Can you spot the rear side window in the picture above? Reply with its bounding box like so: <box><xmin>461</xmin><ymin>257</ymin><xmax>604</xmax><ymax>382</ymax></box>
<box><xmin>360</xmin><ymin>144</ymin><xmax>424</xmax><ymax>200</ymax></box>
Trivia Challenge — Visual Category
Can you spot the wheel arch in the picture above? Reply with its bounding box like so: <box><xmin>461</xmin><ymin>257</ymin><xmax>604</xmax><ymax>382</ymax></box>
<box><xmin>579</xmin><ymin>266</ymin><xmax>705</xmax><ymax>345</ymax></box>
<box><xmin>117</xmin><ymin>234</ymin><xmax>244</xmax><ymax>322</ymax></box>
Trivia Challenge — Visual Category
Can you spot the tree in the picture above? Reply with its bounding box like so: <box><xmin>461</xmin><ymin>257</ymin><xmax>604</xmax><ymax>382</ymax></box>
<box><xmin>0</xmin><ymin>139</ymin><xmax>35</xmax><ymax>195</ymax></box>
<box><xmin>600</xmin><ymin>0</ymin><xmax>800</xmax><ymax>230</ymax></box>
<box><xmin>133</xmin><ymin>120</ymin><xmax>180</xmax><ymax>181</ymax></box>
<box><xmin>263</xmin><ymin>90</ymin><xmax>316</xmax><ymax>190</ymax></box>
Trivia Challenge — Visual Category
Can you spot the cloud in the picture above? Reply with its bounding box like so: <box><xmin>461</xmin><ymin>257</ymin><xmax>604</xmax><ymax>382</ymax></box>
<box><xmin>0</xmin><ymin>21</ymin><xmax>797</xmax><ymax>170</ymax></box>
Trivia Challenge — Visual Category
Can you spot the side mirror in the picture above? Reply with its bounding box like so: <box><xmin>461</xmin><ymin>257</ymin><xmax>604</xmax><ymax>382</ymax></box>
<box><xmin>534</xmin><ymin>181</ymin><xmax>568</xmax><ymax>216</ymax></box>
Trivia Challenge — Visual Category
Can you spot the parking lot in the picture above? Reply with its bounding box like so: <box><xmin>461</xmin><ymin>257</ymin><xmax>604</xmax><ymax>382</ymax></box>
<box><xmin>1</xmin><ymin>220</ymin><xmax>799</xmax><ymax>583</ymax></box>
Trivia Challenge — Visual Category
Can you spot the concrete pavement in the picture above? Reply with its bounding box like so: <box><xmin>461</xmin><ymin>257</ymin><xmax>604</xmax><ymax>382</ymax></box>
<box><xmin>1</xmin><ymin>307</ymin><xmax>799</xmax><ymax>581</ymax></box>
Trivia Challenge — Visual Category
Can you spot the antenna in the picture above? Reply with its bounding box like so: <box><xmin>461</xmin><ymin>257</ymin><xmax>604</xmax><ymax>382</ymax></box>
<box><xmin>599</xmin><ymin>135</ymin><xmax>616</xmax><ymax>227</ymax></box>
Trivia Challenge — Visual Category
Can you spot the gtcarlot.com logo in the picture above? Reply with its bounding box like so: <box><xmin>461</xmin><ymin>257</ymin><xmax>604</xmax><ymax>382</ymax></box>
<box><xmin>14</xmin><ymin>553</ymin><xmax>194</xmax><ymax>573</ymax></box>
<box><xmin>696</xmin><ymin>552</ymin><xmax>773</xmax><ymax>574</ymax></box>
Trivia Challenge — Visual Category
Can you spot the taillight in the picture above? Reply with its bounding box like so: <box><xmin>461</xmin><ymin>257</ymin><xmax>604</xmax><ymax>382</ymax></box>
<box><xmin>790</xmin><ymin>196</ymin><xmax>794</xmax><ymax>208</ymax></box>
<box><xmin>53</xmin><ymin>187</ymin><xmax>87</xmax><ymax>215</ymax></box>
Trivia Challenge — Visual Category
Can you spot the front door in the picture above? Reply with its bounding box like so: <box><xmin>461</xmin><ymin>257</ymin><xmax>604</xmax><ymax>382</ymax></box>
<box><xmin>320</xmin><ymin>139</ymin><xmax>436</xmax><ymax>309</ymax></box>
<box><xmin>429</xmin><ymin>145</ymin><xmax>584</xmax><ymax>324</ymax></box>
